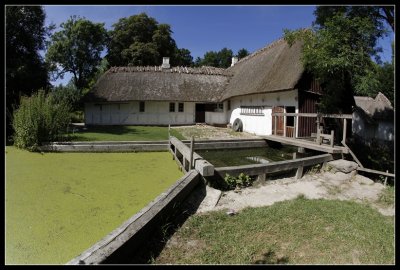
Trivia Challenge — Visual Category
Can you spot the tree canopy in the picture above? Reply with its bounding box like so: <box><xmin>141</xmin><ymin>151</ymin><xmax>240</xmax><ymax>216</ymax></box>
<box><xmin>107</xmin><ymin>12</ymin><xmax>193</xmax><ymax>67</ymax></box>
<box><xmin>195</xmin><ymin>48</ymin><xmax>249</xmax><ymax>68</ymax></box>
<box><xmin>284</xmin><ymin>5</ymin><xmax>394</xmax><ymax>113</ymax></box>
<box><xmin>6</xmin><ymin>6</ymin><xmax>51</xmax><ymax>138</ymax></box>
<box><xmin>46</xmin><ymin>16</ymin><xmax>108</xmax><ymax>91</ymax></box>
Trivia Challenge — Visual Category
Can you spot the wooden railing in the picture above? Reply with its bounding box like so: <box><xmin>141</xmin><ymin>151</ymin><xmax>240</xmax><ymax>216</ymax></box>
<box><xmin>271</xmin><ymin>112</ymin><xmax>353</xmax><ymax>144</ymax></box>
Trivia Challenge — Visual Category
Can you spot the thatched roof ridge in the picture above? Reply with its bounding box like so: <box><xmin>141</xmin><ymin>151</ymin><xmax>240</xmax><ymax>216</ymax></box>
<box><xmin>108</xmin><ymin>65</ymin><xmax>228</xmax><ymax>76</ymax></box>
<box><xmin>84</xmin><ymin>69</ymin><xmax>229</xmax><ymax>103</ymax></box>
<box><xmin>221</xmin><ymin>37</ymin><xmax>304</xmax><ymax>100</ymax></box>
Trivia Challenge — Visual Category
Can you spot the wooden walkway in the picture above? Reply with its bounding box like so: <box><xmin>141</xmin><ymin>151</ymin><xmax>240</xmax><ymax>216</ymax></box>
<box><xmin>263</xmin><ymin>135</ymin><xmax>349</xmax><ymax>154</ymax></box>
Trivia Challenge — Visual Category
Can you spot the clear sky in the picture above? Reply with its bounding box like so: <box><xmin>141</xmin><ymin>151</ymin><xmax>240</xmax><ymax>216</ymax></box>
<box><xmin>42</xmin><ymin>5</ymin><xmax>394</xmax><ymax>86</ymax></box>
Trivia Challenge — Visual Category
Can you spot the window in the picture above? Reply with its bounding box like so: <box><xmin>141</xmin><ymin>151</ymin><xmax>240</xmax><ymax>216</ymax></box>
<box><xmin>139</xmin><ymin>101</ymin><xmax>145</xmax><ymax>112</ymax></box>
<box><xmin>286</xmin><ymin>106</ymin><xmax>295</xmax><ymax>126</ymax></box>
<box><xmin>240</xmin><ymin>106</ymin><xmax>264</xmax><ymax>116</ymax></box>
<box><xmin>169</xmin><ymin>102</ymin><xmax>175</xmax><ymax>112</ymax></box>
<box><xmin>214</xmin><ymin>103</ymin><xmax>223</xmax><ymax>112</ymax></box>
<box><xmin>178</xmin><ymin>103</ymin><xmax>184</xmax><ymax>112</ymax></box>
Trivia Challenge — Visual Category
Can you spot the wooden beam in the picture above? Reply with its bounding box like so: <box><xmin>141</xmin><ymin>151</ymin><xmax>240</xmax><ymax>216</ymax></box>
<box><xmin>271</xmin><ymin>112</ymin><xmax>352</xmax><ymax>119</ymax></box>
<box><xmin>357</xmin><ymin>167</ymin><xmax>395</xmax><ymax>178</ymax></box>
<box><xmin>170</xmin><ymin>136</ymin><xmax>214</xmax><ymax>176</ymax></box>
<box><xmin>215</xmin><ymin>153</ymin><xmax>333</xmax><ymax>178</ymax></box>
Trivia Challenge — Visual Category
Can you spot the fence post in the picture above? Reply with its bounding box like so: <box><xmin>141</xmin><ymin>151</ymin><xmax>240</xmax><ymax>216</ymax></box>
<box><xmin>342</xmin><ymin>118</ymin><xmax>347</xmax><ymax>144</ymax></box>
<box><xmin>189</xmin><ymin>136</ymin><xmax>194</xmax><ymax>169</ymax></box>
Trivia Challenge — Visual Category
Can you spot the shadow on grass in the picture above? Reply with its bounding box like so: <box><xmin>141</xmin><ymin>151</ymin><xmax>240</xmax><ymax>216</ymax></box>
<box><xmin>253</xmin><ymin>249</ymin><xmax>290</xmax><ymax>264</ymax></box>
<box><xmin>102</xmin><ymin>182</ymin><xmax>207</xmax><ymax>264</ymax></box>
<box><xmin>73</xmin><ymin>125</ymin><xmax>141</xmax><ymax>135</ymax></box>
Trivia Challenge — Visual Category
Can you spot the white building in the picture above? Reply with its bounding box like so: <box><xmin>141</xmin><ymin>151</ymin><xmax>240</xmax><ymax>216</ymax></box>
<box><xmin>84</xmin><ymin>38</ymin><xmax>323</xmax><ymax>137</ymax></box>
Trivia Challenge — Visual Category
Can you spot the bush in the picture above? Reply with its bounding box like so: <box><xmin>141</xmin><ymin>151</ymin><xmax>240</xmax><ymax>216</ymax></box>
<box><xmin>223</xmin><ymin>173</ymin><xmax>254</xmax><ymax>190</ymax></box>
<box><xmin>12</xmin><ymin>90</ymin><xmax>71</xmax><ymax>151</ymax></box>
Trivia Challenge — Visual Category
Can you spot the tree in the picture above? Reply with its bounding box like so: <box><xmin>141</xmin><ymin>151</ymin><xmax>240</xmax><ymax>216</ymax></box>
<box><xmin>46</xmin><ymin>16</ymin><xmax>107</xmax><ymax>91</ymax></box>
<box><xmin>195</xmin><ymin>48</ymin><xmax>233</xmax><ymax>68</ymax></box>
<box><xmin>6</xmin><ymin>6</ymin><xmax>51</xmax><ymax>139</ymax></box>
<box><xmin>284</xmin><ymin>6</ymin><xmax>393</xmax><ymax>113</ymax></box>
<box><xmin>173</xmin><ymin>48</ymin><xmax>194</xmax><ymax>66</ymax></box>
<box><xmin>107</xmin><ymin>12</ymin><xmax>192</xmax><ymax>67</ymax></box>
<box><xmin>236</xmin><ymin>48</ymin><xmax>250</xmax><ymax>59</ymax></box>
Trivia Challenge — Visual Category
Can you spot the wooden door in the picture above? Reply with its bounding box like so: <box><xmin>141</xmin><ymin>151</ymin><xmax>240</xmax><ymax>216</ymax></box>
<box><xmin>272</xmin><ymin>106</ymin><xmax>284</xmax><ymax>136</ymax></box>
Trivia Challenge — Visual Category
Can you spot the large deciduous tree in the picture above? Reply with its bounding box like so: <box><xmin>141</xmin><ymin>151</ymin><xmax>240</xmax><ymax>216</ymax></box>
<box><xmin>107</xmin><ymin>12</ymin><xmax>193</xmax><ymax>67</ymax></box>
<box><xmin>46</xmin><ymin>16</ymin><xmax>107</xmax><ymax>91</ymax></box>
<box><xmin>6</xmin><ymin>5</ymin><xmax>51</xmax><ymax>139</ymax></box>
<box><xmin>284</xmin><ymin>5</ymin><xmax>393</xmax><ymax>114</ymax></box>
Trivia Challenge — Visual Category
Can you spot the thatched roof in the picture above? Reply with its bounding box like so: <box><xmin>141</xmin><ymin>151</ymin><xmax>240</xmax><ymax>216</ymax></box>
<box><xmin>354</xmin><ymin>92</ymin><xmax>394</xmax><ymax>120</ymax></box>
<box><xmin>84</xmin><ymin>66</ymin><xmax>229</xmax><ymax>103</ymax></box>
<box><xmin>85</xmin><ymin>37</ymin><xmax>305</xmax><ymax>103</ymax></box>
<box><xmin>221</xmin><ymin>38</ymin><xmax>304</xmax><ymax>100</ymax></box>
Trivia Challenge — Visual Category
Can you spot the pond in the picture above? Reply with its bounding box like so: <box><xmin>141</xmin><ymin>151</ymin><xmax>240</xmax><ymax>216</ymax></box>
<box><xmin>5</xmin><ymin>147</ymin><xmax>183</xmax><ymax>264</ymax></box>
<box><xmin>196</xmin><ymin>145</ymin><xmax>311</xmax><ymax>167</ymax></box>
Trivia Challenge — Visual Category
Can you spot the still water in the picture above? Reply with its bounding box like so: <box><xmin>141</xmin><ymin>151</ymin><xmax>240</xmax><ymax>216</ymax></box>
<box><xmin>197</xmin><ymin>145</ymin><xmax>311</xmax><ymax>167</ymax></box>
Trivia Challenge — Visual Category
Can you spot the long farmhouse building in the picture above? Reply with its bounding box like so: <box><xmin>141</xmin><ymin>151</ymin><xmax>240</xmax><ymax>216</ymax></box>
<box><xmin>84</xmin><ymin>38</ymin><xmax>324</xmax><ymax>137</ymax></box>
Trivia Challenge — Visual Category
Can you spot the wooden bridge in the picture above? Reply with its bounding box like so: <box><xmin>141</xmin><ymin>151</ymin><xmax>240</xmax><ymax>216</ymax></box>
<box><xmin>266</xmin><ymin>112</ymin><xmax>353</xmax><ymax>155</ymax></box>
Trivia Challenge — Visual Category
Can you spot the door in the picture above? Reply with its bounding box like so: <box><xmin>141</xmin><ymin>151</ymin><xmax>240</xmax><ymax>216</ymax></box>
<box><xmin>272</xmin><ymin>106</ymin><xmax>284</xmax><ymax>136</ymax></box>
<box><xmin>195</xmin><ymin>104</ymin><xmax>205</xmax><ymax>123</ymax></box>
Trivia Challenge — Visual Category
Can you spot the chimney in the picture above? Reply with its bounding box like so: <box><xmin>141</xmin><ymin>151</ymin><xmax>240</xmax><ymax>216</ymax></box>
<box><xmin>161</xmin><ymin>57</ymin><xmax>170</xmax><ymax>69</ymax></box>
<box><xmin>231</xmin><ymin>57</ymin><xmax>238</xmax><ymax>67</ymax></box>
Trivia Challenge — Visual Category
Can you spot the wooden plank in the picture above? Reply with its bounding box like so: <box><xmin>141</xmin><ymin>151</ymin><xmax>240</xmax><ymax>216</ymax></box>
<box><xmin>215</xmin><ymin>153</ymin><xmax>333</xmax><ymax>177</ymax></box>
<box><xmin>357</xmin><ymin>167</ymin><xmax>395</xmax><ymax>178</ymax></box>
<box><xmin>263</xmin><ymin>135</ymin><xmax>348</xmax><ymax>154</ymax></box>
<box><xmin>271</xmin><ymin>113</ymin><xmax>352</xmax><ymax>119</ymax></box>
<box><xmin>170</xmin><ymin>136</ymin><xmax>214</xmax><ymax>176</ymax></box>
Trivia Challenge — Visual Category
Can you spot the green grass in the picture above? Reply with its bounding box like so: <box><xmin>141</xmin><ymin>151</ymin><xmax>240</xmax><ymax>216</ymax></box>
<box><xmin>154</xmin><ymin>197</ymin><xmax>394</xmax><ymax>264</ymax></box>
<box><xmin>376</xmin><ymin>185</ymin><xmax>395</xmax><ymax>207</ymax></box>
<box><xmin>5</xmin><ymin>146</ymin><xmax>183</xmax><ymax>264</ymax></box>
<box><xmin>68</xmin><ymin>125</ymin><xmax>185</xmax><ymax>141</ymax></box>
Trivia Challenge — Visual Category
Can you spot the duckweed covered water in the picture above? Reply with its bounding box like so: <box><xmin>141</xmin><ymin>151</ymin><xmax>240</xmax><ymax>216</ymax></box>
<box><xmin>196</xmin><ymin>145</ymin><xmax>307</xmax><ymax>167</ymax></box>
<box><xmin>5</xmin><ymin>147</ymin><xmax>183</xmax><ymax>264</ymax></box>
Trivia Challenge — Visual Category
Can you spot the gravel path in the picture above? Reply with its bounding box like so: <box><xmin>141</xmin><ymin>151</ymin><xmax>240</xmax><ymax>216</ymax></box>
<box><xmin>191</xmin><ymin>170</ymin><xmax>394</xmax><ymax>216</ymax></box>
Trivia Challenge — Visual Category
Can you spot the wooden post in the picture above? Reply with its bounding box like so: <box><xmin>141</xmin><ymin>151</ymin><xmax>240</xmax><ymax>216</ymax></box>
<box><xmin>294</xmin><ymin>116</ymin><xmax>297</xmax><ymax>138</ymax></box>
<box><xmin>189</xmin><ymin>136</ymin><xmax>194</xmax><ymax>169</ymax></box>
<box><xmin>295</xmin><ymin>165</ymin><xmax>304</xmax><ymax>180</ymax></box>
<box><xmin>274</xmin><ymin>115</ymin><xmax>277</xmax><ymax>135</ymax></box>
<box><xmin>342</xmin><ymin>118</ymin><xmax>347</xmax><ymax>144</ymax></box>
<box><xmin>168</xmin><ymin>124</ymin><xmax>171</xmax><ymax>152</ymax></box>
<box><xmin>316</xmin><ymin>114</ymin><xmax>320</xmax><ymax>144</ymax></box>
<box><xmin>283</xmin><ymin>113</ymin><xmax>287</xmax><ymax>137</ymax></box>
<box><xmin>384</xmin><ymin>170</ymin><xmax>388</xmax><ymax>186</ymax></box>
<box><xmin>330</xmin><ymin>130</ymin><xmax>334</xmax><ymax>147</ymax></box>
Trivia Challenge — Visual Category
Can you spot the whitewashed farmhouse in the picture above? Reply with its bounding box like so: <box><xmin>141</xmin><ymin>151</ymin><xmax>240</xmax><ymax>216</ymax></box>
<box><xmin>84</xmin><ymin>38</ymin><xmax>324</xmax><ymax>137</ymax></box>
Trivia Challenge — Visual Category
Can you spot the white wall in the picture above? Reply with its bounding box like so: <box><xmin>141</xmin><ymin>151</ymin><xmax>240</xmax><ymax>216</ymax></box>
<box><xmin>85</xmin><ymin>101</ymin><xmax>195</xmax><ymax>125</ymax></box>
<box><xmin>205</xmin><ymin>100</ymin><xmax>230</xmax><ymax>125</ymax></box>
<box><xmin>227</xmin><ymin>90</ymin><xmax>299</xmax><ymax>136</ymax></box>
<box><xmin>352</xmin><ymin>111</ymin><xmax>394</xmax><ymax>142</ymax></box>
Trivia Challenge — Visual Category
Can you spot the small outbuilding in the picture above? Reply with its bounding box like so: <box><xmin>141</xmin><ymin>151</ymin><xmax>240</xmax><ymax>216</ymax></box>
<box><xmin>352</xmin><ymin>92</ymin><xmax>394</xmax><ymax>143</ymax></box>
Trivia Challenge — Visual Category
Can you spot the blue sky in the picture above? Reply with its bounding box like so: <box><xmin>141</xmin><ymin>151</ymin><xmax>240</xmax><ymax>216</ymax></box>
<box><xmin>43</xmin><ymin>5</ymin><xmax>394</xmax><ymax>86</ymax></box>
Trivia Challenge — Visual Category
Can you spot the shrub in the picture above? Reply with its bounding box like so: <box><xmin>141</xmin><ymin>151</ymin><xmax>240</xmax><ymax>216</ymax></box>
<box><xmin>223</xmin><ymin>173</ymin><xmax>254</xmax><ymax>190</ymax></box>
<box><xmin>12</xmin><ymin>90</ymin><xmax>71</xmax><ymax>151</ymax></box>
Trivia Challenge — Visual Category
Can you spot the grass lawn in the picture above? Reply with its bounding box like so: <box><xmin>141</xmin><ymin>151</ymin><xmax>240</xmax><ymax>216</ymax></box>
<box><xmin>154</xmin><ymin>196</ymin><xmax>394</xmax><ymax>264</ymax></box>
<box><xmin>68</xmin><ymin>125</ymin><xmax>185</xmax><ymax>141</ymax></box>
<box><xmin>5</xmin><ymin>146</ymin><xmax>183</xmax><ymax>264</ymax></box>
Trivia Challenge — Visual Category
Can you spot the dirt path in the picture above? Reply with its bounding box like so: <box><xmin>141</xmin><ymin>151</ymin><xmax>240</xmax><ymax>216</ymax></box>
<box><xmin>192</xmin><ymin>170</ymin><xmax>394</xmax><ymax>217</ymax></box>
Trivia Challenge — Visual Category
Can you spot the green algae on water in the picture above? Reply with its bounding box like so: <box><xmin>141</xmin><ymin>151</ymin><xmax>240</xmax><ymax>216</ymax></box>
<box><xmin>5</xmin><ymin>146</ymin><xmax>183</xmax><ymax>264</ymax></box>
